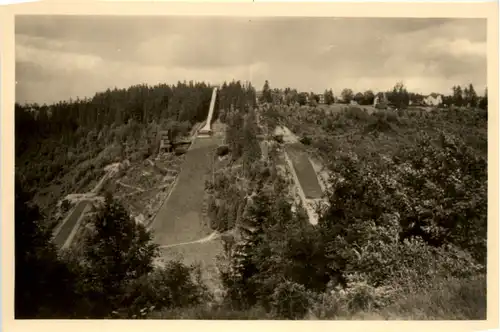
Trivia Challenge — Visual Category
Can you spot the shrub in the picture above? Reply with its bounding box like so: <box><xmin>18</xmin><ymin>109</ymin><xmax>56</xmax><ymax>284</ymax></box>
<box><xmin>364</xmin><ymin>116</ymin><xmax>397</xmax><ymax>134</ymax></box>
<box><xmin>309</xmin><ymin>292</ymin><xmax>344</xmax><ymax>319</ymax></box>
<box><xmin>60</xmin><ymin>199</ymin><xmax>71</xmax><ymax>213</ymax></box>
<box><xmin>118</xmin><ymin>261</ymin><xmax>211</xmax><ymax>319</ymax></box>
<box><xmin>273</xmin><ymin>135</ymin><xmax>284</xmax><ymax>144</ymax></box>
<box><xmin>312</xmin><ymin>136</ymin><xmax>338</xmax><ymax>156</ymax></box>
<box><xmin>270</xmin><ymin>281</ymin><xmax>310</xmax><ymax>319</ymax></box>
<box><xmin>300</xmin><ymin>135</ymin><xmax>312</xmax><ymax>145</ymax></box>
<box><xmin>216</xmin><ymin>145</ymin><xmax>230</xmax><ymax>157</ymax></box>
<box><xmin>381</xmin><ymin>274</ymin><xmax>486</xmax><ymax>319</ymax></box>
<box><xmin>385</xmin><ymin>111</ymin><xmax>399</xmax><ymax>124</ymax></box>
<box><xmin>341</xmin><ymin>274</ymin><xmax>395</xmax><ymax>313</ymax></box>
<box><xmin>344</xmin><ymin>107</ymin><xmax>370</xmax><ymax>122</ymax></box>
<box><xmin>174</xmin><ymin>147</ymin><xmax>188</xmax><ymax>156</ymax></box>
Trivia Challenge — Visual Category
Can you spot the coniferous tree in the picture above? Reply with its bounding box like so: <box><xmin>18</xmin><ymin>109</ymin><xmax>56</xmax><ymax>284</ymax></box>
<box><xmin>77</xmin><ymin>195</ymin><xmax>159</xmax><ymax>317</ymax></box>
<box><xmin>324</xmin><ymin>89</ymin><xmax>335</xmax><ymax>105</ymax></box>
<box><xmin>468</xmin><ymin>83</ymin><xmax>478</xmax><ymax>107</ymax></box>
<box><xmin>261</xmin><ymin>80</ymin><xmax>273</xmax><ymax>104</ymax></box>
<box><xmin>479</xmin><ymin>87</ymin><xmax>488</xmax><ymax>110</ymax></box>
<box><xmin>15</xmin><ymin>176</ymin><xmax>78</xmax><ymax>318</ymax></box>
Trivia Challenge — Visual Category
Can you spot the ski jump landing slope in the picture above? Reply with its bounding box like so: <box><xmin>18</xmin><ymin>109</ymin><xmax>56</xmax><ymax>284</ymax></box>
<box><xmin>151</xmin><ymin>88</ymin><xmax>219</xmax><ymax>246</ymax></box>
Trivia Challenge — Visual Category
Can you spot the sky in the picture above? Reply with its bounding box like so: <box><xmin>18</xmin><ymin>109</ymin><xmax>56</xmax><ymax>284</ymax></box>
<box><xmin>15</xmin><ymin>16</ymin><xmax>487</xmax><ymax>104</ymax></box>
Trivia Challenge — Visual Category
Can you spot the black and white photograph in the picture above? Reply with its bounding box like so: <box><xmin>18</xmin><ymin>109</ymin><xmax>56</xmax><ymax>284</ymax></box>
<box><xmin>8</xmin><ymin>5</ymin><xmax>495</xmax><ymax>323</ymax></box>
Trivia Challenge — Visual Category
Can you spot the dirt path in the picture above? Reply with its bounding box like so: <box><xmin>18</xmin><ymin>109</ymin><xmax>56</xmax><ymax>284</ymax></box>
<box><xmin>158</xmin><ymin>231</ymin><xmax>219</xmax><ymax>249</ymax></box>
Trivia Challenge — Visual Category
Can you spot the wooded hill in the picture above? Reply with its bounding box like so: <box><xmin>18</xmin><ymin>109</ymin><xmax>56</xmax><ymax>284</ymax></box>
<box><xmin>15</xmin><ymin>80</ymin><xmax>256</xmax><ymax>220</ymax></box>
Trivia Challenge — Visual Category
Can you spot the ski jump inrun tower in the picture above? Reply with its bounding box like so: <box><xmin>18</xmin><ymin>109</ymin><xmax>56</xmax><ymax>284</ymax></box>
<box><xmin>198</xmin><ymin>87</ymin><xmax>218</xmax><ymax>138</ymax></box>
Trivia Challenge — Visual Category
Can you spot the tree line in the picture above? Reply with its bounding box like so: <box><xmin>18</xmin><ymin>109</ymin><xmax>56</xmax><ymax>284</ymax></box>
<box><xmin>16</xmin><ymin>80</ymin><xmax>255</xmax><ymax>153</ymax></box>
<box><xmin>15</xmin><ymin>80</ymin><xmax>256</xmax><ymax>205</ymax></box>
<box><xmin>257</xmin><ymin>80</ymin><xmax>488</xmax><ymax>110</ymax></box>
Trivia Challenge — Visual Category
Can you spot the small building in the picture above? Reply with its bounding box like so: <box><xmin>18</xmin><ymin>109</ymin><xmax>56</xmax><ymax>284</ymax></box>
<box><xmin>318</xmin><ymin>93</ymin><xmax>325</xmax><ymax>104</ymax></box>
<box><xmin>158</xmin><ymin>130</ymin><xmax>173</xmax><ymax>153</ymax></box>
<box><xmin>373</xmin><ymin>92</ymin><xmax>389</xmax><ymax>109</ymax></box>
<box><xmin>423</xmin><ymin>94</ymin><xmax>443</xmax><ymax>107</ymax></box>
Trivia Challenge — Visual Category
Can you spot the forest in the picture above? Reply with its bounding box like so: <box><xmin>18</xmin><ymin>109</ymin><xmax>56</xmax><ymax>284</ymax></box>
<box><xmin>15</xmin><ymin>81</ymin><xmax>256</xmax><ymax>223</ymax></box>
<box><xmin>15</xmin><ymin>79</ymin><xmax>487</xmax><ymax>319</ymax></box>
<box><xmin>202</xmin><ymin>95</ymin><xmax>487</xmax><ymax>319</ymax></box>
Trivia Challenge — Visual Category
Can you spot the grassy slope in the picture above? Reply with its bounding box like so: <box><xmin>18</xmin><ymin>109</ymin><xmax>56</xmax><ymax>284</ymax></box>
<box><xmin>151</xmin><ymin>137</ymin><xmax>220</xmax><ymax>245</ymax></box>
<box><xmin>150</xmin><ymin>136</ymin><xmax>223</xmax><ymax>291</ymax></box>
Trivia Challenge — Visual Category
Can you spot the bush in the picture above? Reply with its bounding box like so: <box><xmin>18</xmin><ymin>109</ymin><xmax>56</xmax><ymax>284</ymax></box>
<box><xmin>364</xmin><ymin>116</ymin><xmax>397</xmax><ymax>134</ymax></box>
<box><xmin>313</xmin><ymin>136</ymin><xmax>338</xmax><ymax>155</ymax></box>
<box><xmin>300</xmin><ymin>135</ymin><xmax>312</xmax><ymax>145</ymax></box>
<box><xmin>381</xmin><ymin>274</ymin><xmax>486</xmax><ymax>319</ymax></box>
<box><xmin>216</xmin><ymin>145</ymin><xmax>230</xmax><ymax>157</ymax></box>
<box><xmin>174</xmin><ymin>147</ymin><xmax>188</xmax><ymax>156</ymax></box>
<box><xmin>270</xmin><ymin>281</ymin><xmax>310</xmax><ymax>319</ymax></box>
<box><xmin>344</xmin><ymin>107</ymin><xmax>370</xmax><ymax>122</ymax></box>
<box><xmin>61</xmin><ymin>199</ymin><xmax>71</xmax><ymax>213</ymax></box>
<box><xmin>273</xmin><ymin>135</ymin><xmax>284</xmax><ymax>144</ymax></box>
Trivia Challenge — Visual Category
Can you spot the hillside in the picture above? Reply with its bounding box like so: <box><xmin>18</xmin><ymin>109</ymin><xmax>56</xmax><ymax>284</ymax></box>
<box><xmin>14</xmin><ymin>81</ymin><xmax>487</xmax><ymax>320</ymax></box>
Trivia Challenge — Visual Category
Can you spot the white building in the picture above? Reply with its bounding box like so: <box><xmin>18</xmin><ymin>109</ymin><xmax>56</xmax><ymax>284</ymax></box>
<box><xmin>423</xmin><ymin>94</ymin><xmax>443</xmax><ymax>106</ymax></box>
<box><xmin>318</xmin><ymin>93</ymin><xmax>325</xmax><ymax>104</ymax></box>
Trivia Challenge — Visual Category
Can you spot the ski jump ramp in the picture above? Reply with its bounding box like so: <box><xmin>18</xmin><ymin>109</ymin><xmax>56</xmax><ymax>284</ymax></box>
<box><xmin>151</xmin><ymin>86</ymin><xmax>220</xmax><ymax>245</ymax></box>
<box><xmin>198</xmin><ymin>87</ymin><xmax>217</xmax><ymax>137</ymax></box>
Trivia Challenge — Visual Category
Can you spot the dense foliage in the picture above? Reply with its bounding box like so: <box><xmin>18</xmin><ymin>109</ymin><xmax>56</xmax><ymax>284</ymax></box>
<box><xmin>15</xmin><ymin>177</ymin><xmax>78</xmax><ymax>318</ymax></box>
<box><xmin>257</xmin><ymin>81</ymin><xmax>487</xmax><ymax>110</ymax></box>
<box><xmin>15</xmin><ymin>80</ymin><xmax>256</xmax><ymax>221</ymax></box>
<box><xmin>15</xmin><ymin>181</ymin><xmax>211</xmax><ymax>318</ymax></box>
<box><xmin>15</xmin><ymin>78</ymin><xmax>488</xmax><ymax>320</ymax></box>
<box><xmin>14</xmin><ymin>80</ymin><xmax>254</xmax><ymax>318</ymax></box>
<box><xmin>203</xmin><ymin>99</ymin><xmax>487</xmax><ymax>319</ymax></box>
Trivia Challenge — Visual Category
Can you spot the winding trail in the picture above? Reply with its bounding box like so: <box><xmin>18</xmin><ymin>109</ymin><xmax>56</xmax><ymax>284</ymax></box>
<box><xmin>158</xmin><ymin>231</ymin><xmax>219</xmax><ymax>249</ymax></box>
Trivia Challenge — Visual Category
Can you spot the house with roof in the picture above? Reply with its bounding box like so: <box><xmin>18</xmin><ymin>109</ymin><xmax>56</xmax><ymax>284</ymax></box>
<box><xmin>423</xmin><ymin>93</ymin><xmax>443</xmax><ymax>107</ymax></box>
<box><xmin>373</xmin><ymin>92</ymin><xmax>389</xmax><ymax>109</ymax></box>
<box><xmin>158</xmin><ymin>130</ymin><xmax>173</xmax><ymax>153</ymax></box>
<box><xmin>317</xmin><ymin>93</ymin><xmax>325</xmax><ymax>104</ymax></box>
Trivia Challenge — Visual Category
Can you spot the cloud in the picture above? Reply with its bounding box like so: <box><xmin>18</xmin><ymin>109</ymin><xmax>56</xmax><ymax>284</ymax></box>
<box><xmin>15</xmin><ymin>16</ymin><xmax>487</xmax><ymax>104</ymax></box>
<box><xmin>426</xmin><ymin>38</ymin><xmax>486</xmax><ymax>57</ymax></box>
